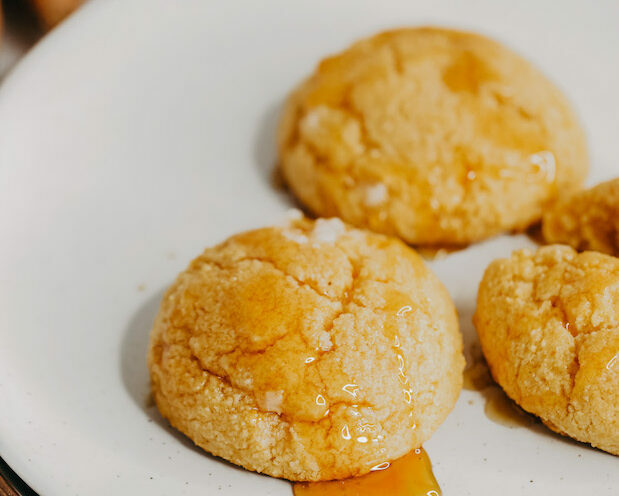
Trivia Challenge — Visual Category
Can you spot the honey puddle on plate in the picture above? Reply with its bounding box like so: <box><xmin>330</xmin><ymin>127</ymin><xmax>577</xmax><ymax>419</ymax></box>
<box><xmin>463</xmin><ymin>342</ymin><xmax>495</xmax><ymax>392</ymax></box>
<box><xmin>464</xmin><ymin>343</ymin><xmax>535</xmax><ymax>428</ymax></box>
<box><xmin>416</xmin><ymin>245</ymin><xmax>460</xmax><ymax>261</ymax></box>
<box><xmin>483</xmin><ymin>387</ymin><xmax>535</xmax><ymax>429</ymax></box>
<box><xmin>292</xmin><ymin>448</ymin><xmax>440</xmax><ymax>496</ymax></box>
<box><xmin>462</xmin><ymin>358</ymin><xmax>494</xmax><ymax>391</ymax></box>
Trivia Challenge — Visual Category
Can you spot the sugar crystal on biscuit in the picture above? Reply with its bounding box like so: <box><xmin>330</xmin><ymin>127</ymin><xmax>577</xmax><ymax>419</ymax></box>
<box><xmin>363</xmin><ymin>183</ymin><xmax>388</xmax><ymax>207</ymax></box>
<box><xmin>311</xmin><ymin>218</ymin><xmax>346</xmax><ymax>243</ymax></box>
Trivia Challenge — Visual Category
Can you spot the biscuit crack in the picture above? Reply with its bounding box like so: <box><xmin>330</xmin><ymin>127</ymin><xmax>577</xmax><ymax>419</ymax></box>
<box><xmin>239</xmin><ymin>256</ymin><xmax>341</xmax><ymax>302</ymax></box>
<box><xmin>339</xmin><ymin>90</ymin><xmax>387</xmax><ymax>158</ymax></box>
<box><xmin>489</xmin><ymin>89</ymin><xmax>535</xmax><ymax>122</ymax></box>
<box><xmin>387</xmin><ymin>43</ymin><xmax>405</xmax><ymax>76</ymax></box>
<box><xmin>300</xmin><ymin>255</ymin><xmax>360</xmax><ymax>408</ymax></box>
<box><xmin>171</xmin><ymin>246</ymin><xmax>429</xmax><ymax>430</ymax></box>
<box><xmin>201</xmin><ymin>255</ymin><xmax>344</xmax><ymax>303</ymax></box>
<box><xmin>565</xmin><ymin>344</ymin><xmax>581</xmax><ymax>419</ymax></box>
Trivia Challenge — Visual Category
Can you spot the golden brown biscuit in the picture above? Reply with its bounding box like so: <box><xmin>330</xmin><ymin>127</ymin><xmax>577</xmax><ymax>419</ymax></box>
<box><xmin>542</xmin><ymin>178</ymin><xmax>619</xmax><ymax>256</ymax></box>
<box><xmin>474</xmin><ymin>245</ymin><xmax>619</xmax><ymax>455</ymax></box>
<box><xmin>278</xmin><ymin>27</ymin><xmax>588</xmax><ymax>246</ymax></box>
<box><xmin>148</xmin><ymin>216</ymin><xmax>464</xmax><ymax>480</ymax></box>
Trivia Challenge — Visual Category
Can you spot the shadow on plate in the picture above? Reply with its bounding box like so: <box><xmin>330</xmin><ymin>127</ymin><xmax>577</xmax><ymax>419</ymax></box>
<box><xmin>253</xmin><ymin>100</ymin><xmax>281</xmax><ymax>187</ymax></box>
<box><xmin>252</xmin><ymin>100</ymin><xmax>308</xmax><ymax>213</ymax></box>
<box><xmin>454</xmin><ymin>297</ymin><xmax>478</xmax><ymax>355</ymax></box>
<box><xmin>118</xmin><ymin>287</ymin><xmax>275</xmax><ymax>473</ymax></box>
<box><xmin>119</xmin><ymin>287</ymin><xmax>208</xmax><ymax>457</ymax></box>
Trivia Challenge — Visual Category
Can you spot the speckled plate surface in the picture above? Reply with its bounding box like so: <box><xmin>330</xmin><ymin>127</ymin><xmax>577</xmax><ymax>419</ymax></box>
<box><xmin>0</xmin><ymin>0</ymin><xmax>617</xmax><ymax>494</ymax></box>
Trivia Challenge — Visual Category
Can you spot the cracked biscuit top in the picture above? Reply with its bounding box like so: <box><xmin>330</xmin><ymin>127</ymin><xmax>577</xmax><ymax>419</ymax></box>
<box><xmin>148</xmin><ymin>216</ymin><xmax>464</xmax><ymax>481</ymax></box>
<box><xmin>474</xmin><ymin>245</ymin><xmax>619</xmax><ymax>455</ymax></box>
<box><xmin>278</xmin><ymin>27</ymin><xmax>588</xmax><ymax>246</ymax></box>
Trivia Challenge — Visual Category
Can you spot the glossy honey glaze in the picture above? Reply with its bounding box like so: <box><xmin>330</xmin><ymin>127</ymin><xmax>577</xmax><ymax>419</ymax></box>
<box><xmin>484</xmin><ymin>387</ymin><xmax>535</xmax><ymax>429</ymax></box>
<box><xmin>292</xmin><ymin>448</ymin><xmax>441</xmax><ymax>496</ymax></box>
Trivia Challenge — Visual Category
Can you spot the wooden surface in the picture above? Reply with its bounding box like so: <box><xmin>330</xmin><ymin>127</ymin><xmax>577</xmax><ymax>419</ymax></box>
<box><xmin>0</xmin><ymin>455</ymin><xmax>38</xmax><ymax>496</ymax></box>
<box><xmin>0</xmin><ymin>476</ymin><xmax>19</xmax><ymax>496</ymax></box>
<box><xmin>0</xmin><ymin>457</ymin><xmax>27</xmax><ymax>496</ymax></box>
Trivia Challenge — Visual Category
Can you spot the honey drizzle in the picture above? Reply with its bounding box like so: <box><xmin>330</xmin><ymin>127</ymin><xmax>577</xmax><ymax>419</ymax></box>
<box><xmin>382</xmin><ymin>290</ymin><xmax>417</xmax><ymax>429</ymax></box>
<box><xmin>292</xmin><ymin>448</ymin><xmax>441</xmax><ymax>496</ymax></box>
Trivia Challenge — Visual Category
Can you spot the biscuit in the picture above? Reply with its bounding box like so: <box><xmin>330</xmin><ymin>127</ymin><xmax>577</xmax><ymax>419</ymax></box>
<box><xmin>278</xmin><ymin>27</ymin><xmax>588</xmax><ymax>246</ymax></box>
<box><xmin>148</xmin><ymin>216</ymin><xmax>464</xmax><ymax>480</ymax></box>
<box><xmin>542</xmin><ymin>178</ymin><xmax>619</xmax><ymax>256</ymax></box>
<box><xmin>474</xmin><ymin>245</ymin><xmax>619</xmax><ymax>455</ymax></box>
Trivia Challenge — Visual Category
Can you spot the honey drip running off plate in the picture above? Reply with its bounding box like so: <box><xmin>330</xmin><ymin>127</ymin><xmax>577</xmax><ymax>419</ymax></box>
<box><xmin>293</xmin><ymin>448</ymin><xmax>440</xmax><ymax>496</ymax></box>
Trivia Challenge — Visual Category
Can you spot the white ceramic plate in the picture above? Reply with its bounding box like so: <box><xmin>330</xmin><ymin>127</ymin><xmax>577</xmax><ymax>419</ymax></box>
<box><xmin>0</xmin><ymin>0</ymin><xmax>617</xmax><ymax>494</ymax></box>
